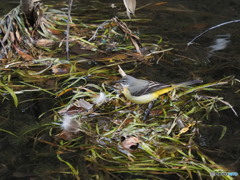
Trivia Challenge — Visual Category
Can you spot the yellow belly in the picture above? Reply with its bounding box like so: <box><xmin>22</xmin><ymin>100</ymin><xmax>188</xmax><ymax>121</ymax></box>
<box><xmin>122</xmin><ymin>86</ymin><xmax>174</xmax><ymax>104</ymax></box>
<box><xmin>122</xmin><ymin>88</ymin><xmax>157</xmax><ymax>104</ymax></box>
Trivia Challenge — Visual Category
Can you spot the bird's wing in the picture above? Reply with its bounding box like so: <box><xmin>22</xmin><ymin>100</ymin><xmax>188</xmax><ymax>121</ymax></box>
<box><xmin>131</xmin><ymin>81</ymin><xmax>171</xmax><ymax>96</ymax></box>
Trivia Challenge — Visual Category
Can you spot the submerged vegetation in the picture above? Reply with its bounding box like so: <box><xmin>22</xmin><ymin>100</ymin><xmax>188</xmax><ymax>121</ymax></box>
<box><xmin>0</xmin><ymin>0</ymin><xmax>239</xmax><ymax>180</ymax></box>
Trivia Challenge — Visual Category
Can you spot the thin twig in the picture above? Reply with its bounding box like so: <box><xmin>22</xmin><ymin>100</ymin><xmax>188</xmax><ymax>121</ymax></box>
<box><xmin>118</xmin><ymin>65</ymin><xmax>127</xmax><ymax>77</ymax></box>
<box><xmin>88</xmin><ymin>20</ymin><xmax>111</xmax><ymax>41</ymax></box>
<box><xmin>2</xmin><ymin>14</ymin><xmax>13</xmax><ymax>43</ymax></box>
<box><xmin>66</xmin><ymin>0</ymin><xmax>73</xmax><ymax>60</ymax></box>
<box><xmin>0</xmin><ymin>40</ymin><xmax>8</xmax><ymax>58</ymax></box>
<box><xmin>187</xmin><ymin>20</ymin><xmax>240</xmax><ymax>46</ymax></box>
<box><xmin>196</xmin><ymin>95</ymin><xmax>238</xmax><ymax>117</ymax></box>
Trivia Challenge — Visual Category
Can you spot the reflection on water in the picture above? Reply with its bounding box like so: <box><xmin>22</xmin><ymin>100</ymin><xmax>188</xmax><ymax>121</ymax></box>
<box><xmin>209</xmin><ymin>34</ymin><xmax>231</xmax><ymax>53</ymax></box>
<box><xmin>208</xmin><ymin>34</ymin><xmax>231</xmax><ymax>59</ymax></box>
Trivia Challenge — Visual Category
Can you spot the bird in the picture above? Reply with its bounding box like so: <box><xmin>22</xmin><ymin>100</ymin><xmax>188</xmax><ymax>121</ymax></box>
<box><xmin>123</xmin><ymin>0</ymin><xmax>136</xmax><ymax>19</ymax></box>
<box><xmin>116</xmin><ymin>75</ymin><xmax>202</xmax><ymax>104</ymax></box>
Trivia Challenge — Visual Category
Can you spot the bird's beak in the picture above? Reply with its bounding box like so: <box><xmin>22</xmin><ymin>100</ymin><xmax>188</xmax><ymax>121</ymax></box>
<box><xmin>112</xmin><ymin>80</ymin><xmax>123</xmax><ymax>92</ymax></box>
<box><xmin>113</xmin><ymin>80</ymin><xmax>121</xmax><ymax>84</ymax></box>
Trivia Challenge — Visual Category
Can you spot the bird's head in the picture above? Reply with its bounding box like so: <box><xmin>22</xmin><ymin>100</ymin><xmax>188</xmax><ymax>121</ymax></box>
<box><xmin>115</xmin><ymin>75</ymin><xmax>136</xmax><ymax>88</ymax></box>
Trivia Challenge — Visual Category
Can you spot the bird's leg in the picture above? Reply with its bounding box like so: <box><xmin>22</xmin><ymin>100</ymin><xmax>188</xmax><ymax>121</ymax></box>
<box><xmin>143</xmin><ymin>100</ymin><xmax>156</xmax><ymax>121</ymax></box>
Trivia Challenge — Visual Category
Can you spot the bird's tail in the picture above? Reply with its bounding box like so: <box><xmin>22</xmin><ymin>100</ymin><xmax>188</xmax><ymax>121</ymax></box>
<box><xmin>175</xmin><ymin>79</ymin><xmax>203</xmax><ymax>87</ymax></box>
<box><xmin>153</xmin><ymin>79</ymin><xmax>202</xmax><ymax>97</ymax></box>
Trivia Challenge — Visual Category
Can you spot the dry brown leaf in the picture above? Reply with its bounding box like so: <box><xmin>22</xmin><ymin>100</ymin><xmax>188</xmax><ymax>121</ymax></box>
<box><xmin>9</xmin><ymin>32</ymin><xmax>15</xmax><ymax>42</ymax></box>
<box><xmin>97</xmin><ymin>54</ymin><xmax>128</xmax><ymax>62</ymax></box>
<box><xmin>176</xmin><ymin>123</ymin><xmax>195</xmax><ymax>138</ymax></box>
<box><xmin>155</xmin><ymin>2</ymin><xmax>167</xmax><ymax>6</ymax></box>
<box><xmin>48</xmin><ymin>28</ymin><xmax>63</xmax><ymax>35</ymax></box>
<box><xmin>57</xmin><ymin>87</ymin><xmax>75</xmax><ymax>97</ymax></box>
<box><xmin>123</xmin><ymin>0</ymin><xmax>136</xmax><ymax>19</ymax></box>
<box><xmin>13</xmin><ymin>44</ymin><xmax>33</xmax><ymax>61</ymax></box>
<box><xmin>36</xmin><ymin>39</ymin><xmax>55</xmax><ymax>47</ymax></box>
<box><xmin>52</xmin><ymin>64</ymin><xmax>71</xmax><ymax>74</ymax></box>
<box><xmin>121</xmin><ymin>136</ymin><xmax>140</xmax><ymax>151</ymax></box>
<box><xmin>15</xmin><ymin>30</ymin><xmax>21</xmax><ymax>42</ymax></box>
<box><xmin>55</xmin><ymin>130</ymin><xmax>77</xmax><ymax>140</ymax></box>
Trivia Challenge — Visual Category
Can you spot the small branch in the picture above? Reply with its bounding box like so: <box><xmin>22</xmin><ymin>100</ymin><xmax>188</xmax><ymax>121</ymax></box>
<box><xmin>66</xmin><ymin>0</ymin><xmax>73</xmax><ymax>60</ymax></box>
<box><xmin>118</xmin><ymin>65</ymin><xmax>127</xmax><ymax>77</ymax></box>
<box><xmin>0</xmin><ymin>40</ymin><xmax>8</xmax><ymax>59</ymax></box>
<box><xmin>187</xmin><ymin>20</ymin><xmax>240</xmax><ymax>46</ymax></box>
<box><xmin>2</xmin><ymin>15</ymin><xmax>13</xmax><ymax>44</ymax></box>
<box><xmin>88</xmin><ymin>20</ymin><xmax>111</xmax><ymax>41</ymax></box>
<box><xmin>196</xmin><ymin>95</ymin><xmax>238</xmax><ymax>117</ymax></box>
<box><xmin>113</xmin><ymin>17</ymin><xmax>142</xmax><ymax>55</ymax></box>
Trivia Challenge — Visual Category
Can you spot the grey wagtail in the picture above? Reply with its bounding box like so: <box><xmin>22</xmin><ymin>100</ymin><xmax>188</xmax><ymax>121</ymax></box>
<box><xmin>116</xmin><ymin>75</ymin><xmax>202</xmax><ymax>104</ymax></box>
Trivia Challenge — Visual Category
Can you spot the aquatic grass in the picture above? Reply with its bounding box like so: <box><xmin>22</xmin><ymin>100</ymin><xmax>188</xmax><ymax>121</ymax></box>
<box><xmin>1</xmin><ymin>66</ymin><xmax>235</xmax><ymax>179</ymax></box>
<box><xmin>0</xmin><ymin>128</ymin><xmax>18</xmax><ymax>137</ymax></box>
<box><xmin>19</xmin><ymin>122</ymin><xmax>55</xmax><ymax>137</ymax></box>
<box><xmin>140</xmin><ymin>34</ymin><xmax>163</xmax><ymax>45</ymax></box>
<box><xmin>56</xmin><ymin>76</ymin><xmax>87</xmax><ymax>95</ymax></box>
<box><xmin>20</xmin><ymin>82</ymin><xmax>56</xmax><ymax>96</ymax></box>
<box><xmin>64</xmin><ymin>78</ymin><xmax>236</xmax><ymax>179</ymax></box>
<box><xmin>0</xmin><ymin>82</ymin><xmax>18</xmax><ymax>107</ymax></box>
<box><xmin>57</xmin><ymin>154</ymin><xmax>80</xmax><ymax>180</ymax></box>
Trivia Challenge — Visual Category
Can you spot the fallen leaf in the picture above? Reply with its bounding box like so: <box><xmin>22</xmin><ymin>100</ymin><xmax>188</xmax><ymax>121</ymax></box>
<box><xmin>176</xmin><ymin>123</ymin><xmax>195</xmax><ymax>137</ymax></box>
<box><xmin>48</xmin><ymin>28</ymin><xmax>63</xmax><ymax>35</ymax></box>
<box><xmin>55</xmin><ymin>130</ymin><xmax>77</xmax><ymax>140</ymax></box>
<box><xmin>13</xmin><ymin>44</ymin><xmax>33</xmax><ymax>61</ymax></box>
<box><xmin>97</xmin><ymin>54</ymin><xmax>128</xmax><ymax>62</ymax></box>
<box><xmin>155</xmin><ymin>2</ymin><xmax>167</xmax><ymax>6</ymax></box>
<box><xmin>123</xmin><ymin>0</ymin><xmax>136</xmax><ymax>19</ymax></box>
<box><xmin>52</xmin><ymin>64</ymin><xmax>71</xmax><ymax>74</ymax></box>
<box><xmin>57</xmin><ymin>87</ymin><xmax>75</xmax><ymax>97</ymax></box>
<box><xmin>121</xmin><ymin>136</ymin><xmax>140</xmax><ymax>151</ymax></box>
<box><xmin>9</xmin><ymin>32</ymin><xmax>15</xmax><ymax>42</ymax></box>
<box><xmin>15</xmin><ymin>30</ymin><xmax>21</xmax><ymax>42</ymax></box>
<box><xmin>36</xmin><ymin>39</ymin><xmax>55</xmax><ymax>47</ymax></box>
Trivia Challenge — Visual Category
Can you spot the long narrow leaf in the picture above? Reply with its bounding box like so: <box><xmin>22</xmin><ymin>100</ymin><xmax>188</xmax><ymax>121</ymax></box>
<box><xmin>0</xmin><ymin>82</ymin><xmax>18</xmax><ymax>107</ymax></box>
